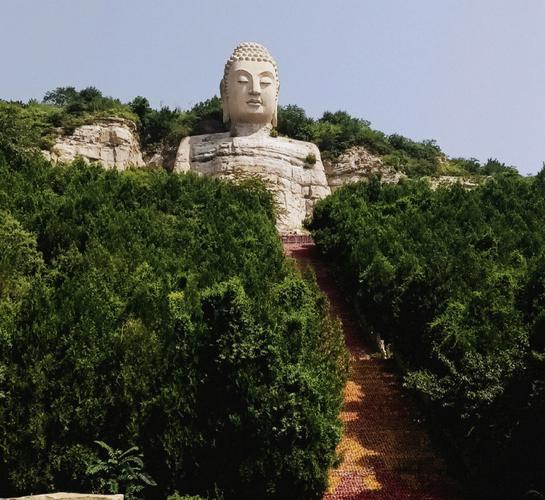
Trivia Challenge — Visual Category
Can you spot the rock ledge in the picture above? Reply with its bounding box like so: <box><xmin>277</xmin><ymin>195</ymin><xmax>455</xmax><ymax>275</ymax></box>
<box><xmin>43</xmin><ymin>118</ymin><xmax>144</xmax><ymax>170</ymax></box>
<box><xmin>3</xmin><ymin>494</ymin><xmax>122</xmax><ymax>500</ymax></box>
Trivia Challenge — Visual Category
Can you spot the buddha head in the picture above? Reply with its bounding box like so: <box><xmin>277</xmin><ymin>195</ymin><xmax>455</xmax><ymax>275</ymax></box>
<box><xmin>220</xmin><ymin>42</ymin><xmax>279</xmax><ymax>133</ymax></box>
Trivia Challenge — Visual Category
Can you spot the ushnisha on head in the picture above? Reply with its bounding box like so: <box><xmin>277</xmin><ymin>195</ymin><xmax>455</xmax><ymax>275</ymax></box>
<box><xmin>220</xmin><ymin>42</ymin><xmax>279</xmax><ymax>135</ymax></box>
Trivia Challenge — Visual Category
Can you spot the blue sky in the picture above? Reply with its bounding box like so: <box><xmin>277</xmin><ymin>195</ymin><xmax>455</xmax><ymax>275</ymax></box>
<box><xmin>2</xmin><ymin>0</ymin><xmax>544</xmax><ymax>174</ymax></box>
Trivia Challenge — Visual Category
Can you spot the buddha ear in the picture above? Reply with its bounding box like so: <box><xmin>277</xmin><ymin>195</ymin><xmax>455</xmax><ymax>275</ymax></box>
<box><xmin>220</xmin><ymin>79</ymin><xmax>230</xmax><ymax>124</ymax></box>
<box><xmin>272</xmin><ymin>90</ymin><xmax>279</xmax><ymax>127</ymax></box>
<box><xmin>272</xmin><ymin>84</ymin><xmax>279</xmax><ymax>127</ymax></box>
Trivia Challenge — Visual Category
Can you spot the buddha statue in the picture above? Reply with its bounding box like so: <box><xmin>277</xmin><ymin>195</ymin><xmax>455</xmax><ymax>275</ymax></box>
<box><xmin>174</xmin><ymin>42</ymin><xmax>330</xmax><ymax>233</ymax></box>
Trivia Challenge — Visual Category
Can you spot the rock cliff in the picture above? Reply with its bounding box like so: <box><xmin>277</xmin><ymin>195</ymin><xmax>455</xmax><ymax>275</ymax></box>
<box><xmin>5</xmin><ymin>494</ymin><xmax>123</xmax><ymax>500</ymax></box>
<box><xmin>324</xmin><ymin>146</ymin><xmax>404</xmax><ymax>191</ymax></box>
<box><xmin>43</xmin><ymin>118</ymin><xmax>144</xmax><ymax>169</ymax></box>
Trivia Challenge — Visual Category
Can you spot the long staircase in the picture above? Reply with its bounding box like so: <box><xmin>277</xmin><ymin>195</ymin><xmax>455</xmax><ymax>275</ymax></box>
<box><xmin>283</xmin><ymin>239</ymin><xmax>462</xmax><ymax>500</ymax></box>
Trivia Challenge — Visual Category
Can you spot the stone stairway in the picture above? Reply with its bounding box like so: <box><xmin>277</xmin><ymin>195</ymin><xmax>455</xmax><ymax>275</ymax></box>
<box><xmin>284</xmin><ymin>241</ymin><xmax>462</xmax><ymax>500</ymax></box>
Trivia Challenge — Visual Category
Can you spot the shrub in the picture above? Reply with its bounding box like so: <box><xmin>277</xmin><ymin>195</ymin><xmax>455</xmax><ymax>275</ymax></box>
<box><xmin>304</xmin><ymin>152</ymin><xmax>316</xmax><ymax>166</ymax></box>
<box><xmin>85</xmin><ymin>441</ymin><xmax>156</xmax><ymax>499</ymax></box>
<box><xmin>276</xmin><ymin>105</ymin><xmax>313</xmax><ymax>141</ymax></box>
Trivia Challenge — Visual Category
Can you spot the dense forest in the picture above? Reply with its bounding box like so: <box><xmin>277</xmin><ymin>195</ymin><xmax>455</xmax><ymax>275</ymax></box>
<box><xmin>0</xmin><ymin>118</ymin><xmax>347</xmax><ymax>498</ymax></box>
<box><xmin>1</xmin><ymin>86</ymin><xmax>517</xmax><ymax>177</ymax></box>
<box><xmin>309</xmin><ymin>174</ymin><xmax>545</xmax><ymax>499</ymax></box>
<box><xmin>1</xmin><ymin>86</ymin><xmax>541</xmax><ymax>499</ymax></box>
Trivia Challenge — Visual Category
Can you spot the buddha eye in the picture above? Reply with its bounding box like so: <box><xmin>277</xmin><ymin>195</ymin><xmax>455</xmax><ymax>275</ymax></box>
<box><xmin>237</xmin><ymin>76</ymin><xmax>249</xmax><ymax>83</ymax></box>
<box><xmin>260</xmin><ymin>78</ymin><xmax>272</xmax><ymax>86</ymax></box>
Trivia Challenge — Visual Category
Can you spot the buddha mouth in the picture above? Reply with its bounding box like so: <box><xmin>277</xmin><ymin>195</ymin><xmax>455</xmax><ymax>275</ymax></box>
<box><xmin>246</xmin><ymin>99</ymin><xmax>262</xmax><ymax>106</ymax></box>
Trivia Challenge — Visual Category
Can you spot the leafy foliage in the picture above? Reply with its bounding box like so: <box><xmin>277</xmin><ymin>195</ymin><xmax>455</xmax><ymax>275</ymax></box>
<box><xmin>309</xmin><ymin>172</ymin><xmax>545</xmax><ymax>498</ymax></box>
<box><xmin>0</xmin><ymin>143</ymin><xmax>346</xmax><ymax>499</ymax></box>
<box><xmin>43</xmin><ymin>86</ymin><xmax>135</xmax><ymax>120</ymax></box>
<box><xmin>86</xmin><ymin>441</ymin><xmax>156</xmax><ymax>499</ymax></box>
<box><xmin>129</xmin><ymin>95</ymin><xmax>226</xmax><ymax>150</ymax></box>
<box><xmin>277</xmin><ymin>106</ymin><xmax>453</xmax><ymax>176</ymax></box>
<box><xmin>167</xmin><ymin>493</ymin><xmax>210</xmax><ymax>500</ymax></box>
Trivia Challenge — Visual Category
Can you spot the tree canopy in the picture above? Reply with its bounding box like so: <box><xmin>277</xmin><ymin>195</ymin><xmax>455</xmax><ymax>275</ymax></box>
<box><xmin>0</xmin><ymin>140</ymin><xmax>347</xmax><ymax>498</ymax></box>
<box><xmin>309</xmin><ymin>173</ymin><xmax>545</xmax><ymax>498</ymax></box>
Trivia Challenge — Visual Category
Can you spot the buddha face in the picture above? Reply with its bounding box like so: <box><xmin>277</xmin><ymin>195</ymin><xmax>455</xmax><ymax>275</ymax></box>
<box><xmin>223</xmin><ymin>59</ymin><xmax>278</xmax><ymax>127</ymax></box>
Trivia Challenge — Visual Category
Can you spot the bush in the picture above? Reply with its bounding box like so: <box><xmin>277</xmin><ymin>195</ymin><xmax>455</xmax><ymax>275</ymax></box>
<box><xmin>85</xmin><ymin>441</ymin><xmax>156</xmax><ymax>499</ymax></box>
<box><xmin>443</xmin><ymin>157</ymin><xmax>518</xmax><ymax>177</ymax></box>
<box><xmin>0</xmin><ymin>144</ymin><xmax>346</xmax><ymax>499</ymax></box>
<box><xmin>277</xmin><ymin>105</ymin><xmax>313</xmax><ymax>142</ymax></box>
<box><xmin>304</xmin><ymin>152</ymin><xmax>316</xmax><ymax>167</ymax></box>
<box><xmin>130</xmin><ymin>96</ymin><xmax>226</xmax><ymax>150</ymax></box>
<box><xmin>44</xmin><ymin>86</ymin><xmax>136</xmax><ymax>120</ymax></box>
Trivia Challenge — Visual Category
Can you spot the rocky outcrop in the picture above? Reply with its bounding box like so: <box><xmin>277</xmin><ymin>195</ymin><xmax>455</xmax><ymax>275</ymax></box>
<box><xmin>144</xmin><ymin>144</ymin><xmax>178</xmax><ymax>171</ymax></box>
<box><xmin>3</xmin><ymin>494</ymin><xmax>123</xmax><ymax>500</ymax></box>
<box><xmin>428</xmin><ymin>175</ymin><xmax>481</xmax><ymax>190</ymax></box>
<box><xmin>175</xmin><ymin>133</ymin><xmax>330</xmax><ymax>233</ymax></box>
<box><xmin>43</xmin><ymin>118</ymin><xmax>144</xmax><ymax>170</ymax></box>
<box><xmin>324</xmin><ymin>146</ymin><xmax>483</xmax><ymax>192</ymax></box>
<box><xmin>324</xmin><ymin>146</ymin><xmax>404</xmax><ymax>191</ymax></box>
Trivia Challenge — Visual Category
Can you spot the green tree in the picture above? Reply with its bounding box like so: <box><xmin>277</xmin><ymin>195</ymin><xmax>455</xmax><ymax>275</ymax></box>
<box><xmin>309</xmin><ymin>170</ymin><xmax>545</xmax><ymax>498</ymax></box>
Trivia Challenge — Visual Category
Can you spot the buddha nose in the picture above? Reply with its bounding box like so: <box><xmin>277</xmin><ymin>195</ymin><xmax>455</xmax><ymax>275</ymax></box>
<box><xmin>249</xmin><ymin>79</ymin><xmax>261</xmax><ymax>95</ymax></box>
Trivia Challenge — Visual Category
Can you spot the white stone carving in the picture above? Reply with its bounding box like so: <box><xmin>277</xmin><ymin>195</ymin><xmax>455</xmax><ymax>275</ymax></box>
<box><xmin>174</xmin><ymin>42</ymin><xmax>331</xmax><ymax>233</ymax></box>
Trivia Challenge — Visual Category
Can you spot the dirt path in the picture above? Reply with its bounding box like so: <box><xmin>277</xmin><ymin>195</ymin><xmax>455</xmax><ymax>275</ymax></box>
<box><xmin>284</xmin><ymin>240</ymin><xmax>462</xmax><ymax>500</ymax></box>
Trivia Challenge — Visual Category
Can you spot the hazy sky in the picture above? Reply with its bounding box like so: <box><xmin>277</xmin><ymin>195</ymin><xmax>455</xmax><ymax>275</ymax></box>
<box><xmin>2</xmin><ymin>0</ymin><xmax>544</xmax><ymax>174</ymax></box>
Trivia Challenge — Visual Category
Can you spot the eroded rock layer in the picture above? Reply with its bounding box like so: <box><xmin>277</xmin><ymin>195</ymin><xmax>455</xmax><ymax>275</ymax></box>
<box><xmin>43</xmin><ymin>118</ymin><xmax>144</xmax><ymax>170</ymax></box>
<box><xmin>324</xmin><ymin>146</ymin><xmax>403</xmax><ymax>191</ymax></box>
<box><xmin>4</xmin><ymin>494</ymin><xmax>123</xmax><ymax>500</ymax></box>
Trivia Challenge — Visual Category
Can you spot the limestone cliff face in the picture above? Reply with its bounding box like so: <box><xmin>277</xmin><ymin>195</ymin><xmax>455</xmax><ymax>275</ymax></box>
<box><xmin>324</xmin><ymin>146</ymin><xmax>404</xmax><ymax>191</ymax></box>
<box><xmin>43</xmin><ymin>118</ymin><xmax>144</xmax><ymax>169</ymax></box>
<box><xmin>7</xmin><ymin>494</ymin><xmax>123</xmax><ymax>500</ymax></box>
<box><xmin>174</xmin><ymin>133</ymin><xmax>331</xmax><ymax>233</ymax></box>
<box><xmin>324</xmin><ymin>146</ymin><xmax>483</xmax><ymax>191</ymax></box>
<box><xmin>428</xmin><ymin>175</ymin><xmax>480</xmax><ymax>190</ymax></box>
